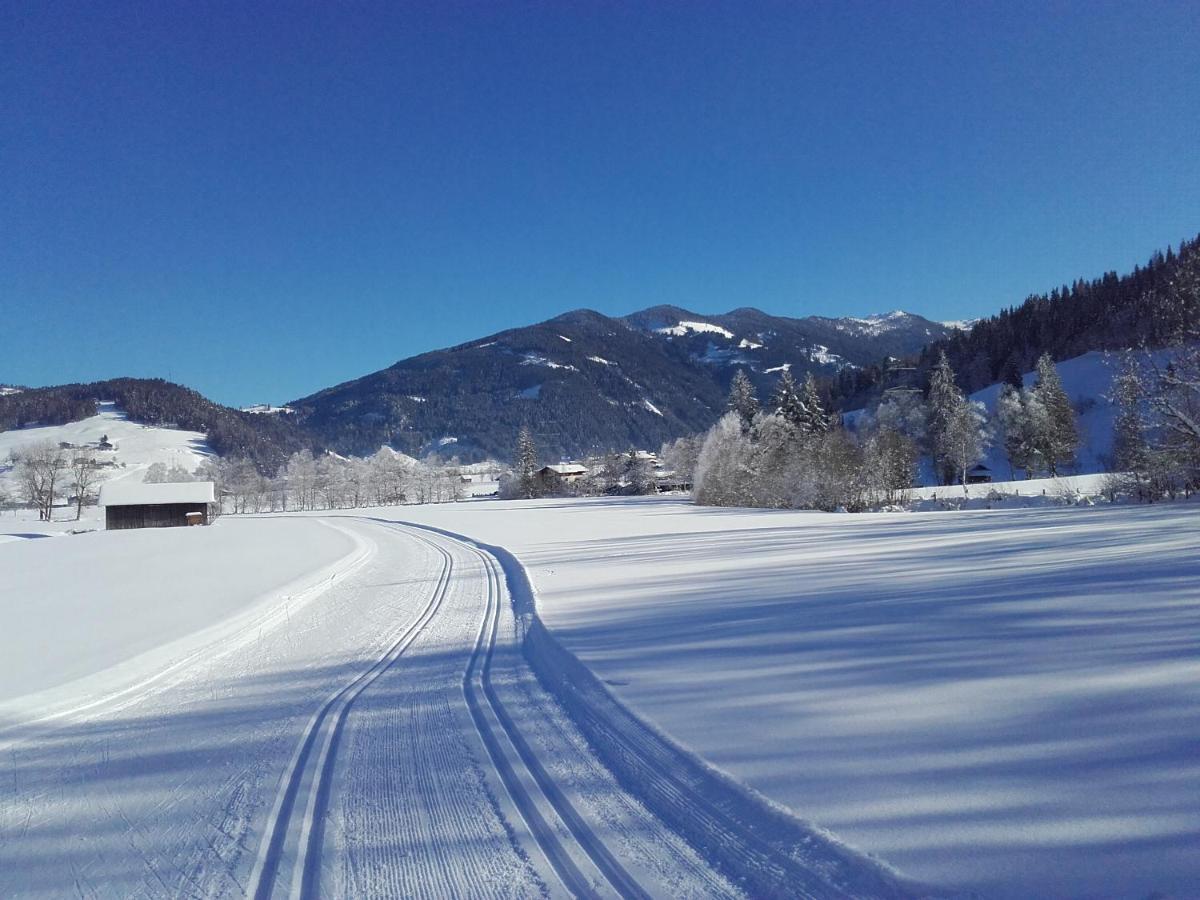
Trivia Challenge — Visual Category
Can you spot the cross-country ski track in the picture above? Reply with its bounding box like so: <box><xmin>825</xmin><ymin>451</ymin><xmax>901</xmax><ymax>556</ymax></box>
<box><xmin>0</xmin><ymin>513</ymin><xmax>919</xmax><ymax>898</ymax></box>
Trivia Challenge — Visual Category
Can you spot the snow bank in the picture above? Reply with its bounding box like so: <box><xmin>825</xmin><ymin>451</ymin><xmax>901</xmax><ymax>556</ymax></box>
<box><xmin>0</xmin><ymin>517</ymin><xmax>357</xmax><ymax>711</ymax></box>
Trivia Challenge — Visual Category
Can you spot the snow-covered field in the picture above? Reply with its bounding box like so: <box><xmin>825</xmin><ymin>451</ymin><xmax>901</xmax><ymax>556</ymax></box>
<box><xmin>2</xmin><ymin>492</ymin><xmax>1196</xmax><ymax>898</ymax></box>
<box><xmin>0</xmin><ymin>510</ymin><xmax>763</xmax><ymax>898</ymax></box>
<box><xmin>397</xmin><ymin>495</ymin><xmax>1200</xmax><ymax>900</ymax></box>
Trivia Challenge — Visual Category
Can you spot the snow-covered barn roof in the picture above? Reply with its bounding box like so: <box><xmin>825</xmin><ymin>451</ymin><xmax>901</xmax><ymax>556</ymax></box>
<box><xmin>99</xmin><ymin>480</ymin><xmax>216</xmax><ymax>507</ymax></box>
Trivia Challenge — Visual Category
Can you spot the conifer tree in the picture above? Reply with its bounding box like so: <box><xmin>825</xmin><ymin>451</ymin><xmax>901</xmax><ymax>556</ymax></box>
<box><xmin>771</xmin><ymin>370</ymin><xmax>804</xmax><ymax>428</ymax></box>
<box><xmin>997</xmin><ymin>384</ymin><xmax>1038</xmax><ymax>478</ymax></box>
<box><xmin>514</xmin><ymin>426</ymin><xmax>539</xmax><ymax>499</ymax></box>
<box><xmin>727</xmin><ymin>370</ymin><xmax>760</xmax><ymax>435</ymax></box>
<box><xmin>927</xmin><ymin>351</ymin><xmax>964</xmax><ymax>484</ymax></box>
<box><xmin>796</xmin><ymin>374</ymin><xmax>830</xmax><ymax>437</ymax></box>
<box><xmin>1112</xmin><ymin>361</ymin><xmax>1149</xmax><ymax>476</ymax></box>
<box><xmin>1031</xmin><ymin>353</ymin><xmax>1079</xmax><ymax>476</ymax></box>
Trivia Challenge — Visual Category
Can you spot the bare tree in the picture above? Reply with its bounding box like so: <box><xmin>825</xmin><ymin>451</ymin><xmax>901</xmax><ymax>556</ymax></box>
<box><xmin>14</xmin><ymin>442</ymin><xmax>68</xmax><ymax>521</ymax></box>
<box><xmin>69</xmin><ymin>448</ymin><xmax>101</xmax><ymax>520</ymax></box>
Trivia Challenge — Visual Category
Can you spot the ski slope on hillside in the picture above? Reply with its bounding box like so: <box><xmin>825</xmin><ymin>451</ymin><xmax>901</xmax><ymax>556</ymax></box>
<box><xmin>398</xmin><ymin>495</ymin><xmax>1200</xmax><ymax>900</ymax></box>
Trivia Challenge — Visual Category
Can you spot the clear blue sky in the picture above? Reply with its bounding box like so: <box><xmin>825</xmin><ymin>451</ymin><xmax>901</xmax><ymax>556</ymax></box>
<box><xmin>4</xmin><ymin>1</ymin><xmax>1198</xmax><ymax>407</ymax></box>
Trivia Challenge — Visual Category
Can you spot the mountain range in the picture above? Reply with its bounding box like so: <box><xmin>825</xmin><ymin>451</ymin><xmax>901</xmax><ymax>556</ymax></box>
<box><xmin>286</xmin><ymin>306</ymin><xmax>958</xmax><ymax>460</ymax></box>
<box><xmin>5</xmin><ymin>231</ymin><xmax>1196</xmax><ymax>469</ymax></box>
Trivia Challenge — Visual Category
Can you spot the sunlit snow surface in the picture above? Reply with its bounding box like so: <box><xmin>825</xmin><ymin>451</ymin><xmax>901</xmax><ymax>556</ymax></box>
<box><xmin>1</xmin><ymin>493</ymin><xmax>1196</xmax><ymax>898</ymax></box>
<box><xmin>400</xmin><ymin>495</ymin><xmax>1200</xmax><ymax>900</ymax></box>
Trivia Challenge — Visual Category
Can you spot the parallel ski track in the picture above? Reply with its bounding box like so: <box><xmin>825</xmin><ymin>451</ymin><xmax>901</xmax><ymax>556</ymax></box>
<box><xmin>434</xmin><ymin>525</ymin><xmax>651</xmax><ymax>900</ymax></box>
<box><xmin>247</xmin><ymin>518</ymin><xmax>650</xmax><ymax>900</ymax></box>
<box><xmin>245</xmin><ymin>527</ymin><xmax>455</xmax><ymax>900</ymax></box>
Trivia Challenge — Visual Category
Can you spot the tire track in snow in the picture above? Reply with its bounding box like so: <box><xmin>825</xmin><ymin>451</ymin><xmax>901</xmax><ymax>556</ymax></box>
<box><xmin>245</xmin><ymin>534</ymin><xmax>455</xmax><ymax>900</ymax></box>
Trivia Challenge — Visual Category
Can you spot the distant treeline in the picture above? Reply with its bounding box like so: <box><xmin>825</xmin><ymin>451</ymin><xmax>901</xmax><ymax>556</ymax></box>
<box><xmin>0</xmin><ymin>378</ymin><xmax>318</xmax><ymax>472</ymax></box>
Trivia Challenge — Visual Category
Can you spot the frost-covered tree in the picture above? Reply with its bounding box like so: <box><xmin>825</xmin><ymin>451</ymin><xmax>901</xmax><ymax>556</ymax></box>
<box><xmin>625</xmin><ymin>449</ymin><xmax>656</xmax><ymax>495</ymax></box>
<box><xmin>284</xmin><ymin>450</ymin><xmax>318</xmax><ymax>510</ymax></box>
<box><xmin>369</xmin><ymin>448</ymin><xmax>410</xmax><ymax>505</ymax></box>
<box><xmin>943</xmin><ymin>400</ymin><xmax>990</xmax><ymax>485</ymax></box>
<box><xmin>694</xmin><ymin>412</ymin><xmax>757</xmax><ymax>506</ymax></box>
<box><xmin>727</xmin><ymin>370</ymin><xmax>760</xmax><ymax>435</ymax></box>
<box><xmin>659</xmin><ymin>434</ymin><xmax>703</xmax><ymax>484</ymax></box>
<box><xmin>1113</xmin><ymin>360</ymin><xmax>1150</xmax><ymax>475</ymax></box>
<box><xmin>144</xmin><ymin>461</ymin><xmax>194</xmax><ymax>484</ymax></box>
<box><xmin>770</xmin><ymin>371</ymin><xmax>804</xmax><ymax>429</ymax></box>
<box><xmin>1105</xmin><ymin>358</ymin><xmax>1160</xmax><ymax>500</ymax></box>
<box><xmin>874</xmin><ymin>391</ymin><xmax>927</xmax><ymax>448</ymax></box>
<box><xmin>513</xmin><ymin>426</ymin><xmax>539</xmax><ymax>499</ymax></box>
<box><xmin>863</xmin><ymin>428</ymin><xmax>918</xmax><ymax>505</ymax></box>
<box><xmin>1030</xmin><ymin>353</ymin><xmax>1079</xmax><ymax>476</ymax></box>
<box><xmin>1153</xmin><ymin>349</ymin><xmax>1200</xmax><ymax>491</ymax></box>
<box><xmin>796</xmin><ymin>374</ymin><xmax>830</xmax><ymax>437</ymax></box>
<box><xmin>996</xmin><ymin>384</ymin><xmax>1040</xmax><ymax>478</ymax></box>
<box><xmin>927</xmin><ymin>351</ymin><xmax>964</xmax><ymax>484</ymax></box>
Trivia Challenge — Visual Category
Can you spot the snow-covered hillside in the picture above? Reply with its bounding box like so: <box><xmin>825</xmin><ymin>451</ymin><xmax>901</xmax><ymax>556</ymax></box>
<box><xmin>0</xmin><ymin>402</ymin><xmax>212</xmax><ymax>501</ymax></box>
<box><xmin>970</xmin><ymin>349</ymin><xmax>1129</xmax><ymax>478</ymax></box>
<box><xmin>848</xmin><ymin>348</ymin><xmax>1161</xmax><ymax>484</ymax></box>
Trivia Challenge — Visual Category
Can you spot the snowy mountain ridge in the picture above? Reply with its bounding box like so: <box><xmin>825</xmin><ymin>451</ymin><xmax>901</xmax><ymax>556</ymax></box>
<box><xmin>288</xmin><ymin>304</ymin><xmax>956</xmax><ymax>460</ymax></box>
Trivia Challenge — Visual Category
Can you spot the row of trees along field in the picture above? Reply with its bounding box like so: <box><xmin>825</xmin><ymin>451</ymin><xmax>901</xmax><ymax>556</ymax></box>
<box><xmin>2</xmin><ymin>446</ymin><xmax>477</xmax><ymax>520</ymax></box>
<box><xmin>189</xmin><ymin>449</ymin><xmax>471</xmax><ymax>514</ymax></box>
<box><xmin>690</xmin><ymin>337</ymin><xmax>1200</xmax><ymax>511</ymax></box>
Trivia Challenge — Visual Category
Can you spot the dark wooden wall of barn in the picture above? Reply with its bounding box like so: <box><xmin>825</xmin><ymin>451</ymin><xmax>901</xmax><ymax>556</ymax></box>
<box><xmin>105</xmin><ymin>503</ymin><xmax>209</xmax><ymax>530</ymax></box>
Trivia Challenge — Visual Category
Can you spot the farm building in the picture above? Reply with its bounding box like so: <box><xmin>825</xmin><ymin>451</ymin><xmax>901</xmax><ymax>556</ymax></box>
<box><xmin>99</xmin><ymin>480</ymin><xmax>215</xmax><ymax>530</ymax></box>
<box><xmin>537</xmin><ymin>463</ymin><xmax>588</xmax><ymax>491</ymax></box>
<box><xmin>966</xmin><ymin>464</ymin><xmax>994</xmax><ymax>484</ymax></box>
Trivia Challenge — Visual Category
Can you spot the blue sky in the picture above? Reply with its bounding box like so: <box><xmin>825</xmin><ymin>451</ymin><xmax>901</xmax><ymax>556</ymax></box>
<box><xmin>4</xmin><ymin>1</ymin><xmax>1198</xmax><ymax>406</ymax></box>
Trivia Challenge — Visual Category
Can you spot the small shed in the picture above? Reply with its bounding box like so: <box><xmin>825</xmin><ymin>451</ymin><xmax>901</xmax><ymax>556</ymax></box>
<box><xmin>965</xmin><ymin>464</ymin><xmax>993</xmax><ymax>484</ymax></box>
<box><xmin>99</xmin><ymin>480</ymin><xmax>216</xmax><ymax>530</ymax></box>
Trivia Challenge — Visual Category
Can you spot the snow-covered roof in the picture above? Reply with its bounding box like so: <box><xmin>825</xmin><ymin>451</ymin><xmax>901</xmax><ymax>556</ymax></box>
<box><xmin>541</xmin><ymin>464</ymin><xmax>588</xmax><ymax>475</ymax></box>
<box><xmin>99</xmin><ymin>480</ymin><xmax>216</xmax><ymax>507</ymax></box>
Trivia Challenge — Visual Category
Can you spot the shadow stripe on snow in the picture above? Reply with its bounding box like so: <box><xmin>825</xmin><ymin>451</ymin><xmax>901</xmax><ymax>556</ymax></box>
<box><xmin>398</xmin><ymin>520</ymin><xmax>937</xmax><ymax>900</ymax></box>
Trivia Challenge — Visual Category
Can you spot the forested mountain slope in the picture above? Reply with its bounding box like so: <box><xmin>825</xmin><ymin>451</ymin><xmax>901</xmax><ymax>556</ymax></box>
<box><xmin>921</xmin><ymin>234</ymin><xmax>1200</xmax><ymax>394</ymax></box>
<box><xmin>289</xmin><ymin>306</ymin><xmax>955</xmax><ymax>460</ymax></box>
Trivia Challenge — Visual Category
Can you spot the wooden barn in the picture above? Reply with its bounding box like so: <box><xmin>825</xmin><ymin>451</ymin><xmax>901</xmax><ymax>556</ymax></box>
<box><xmin>99</xmin><ymin>480</ymin><xmax>216</xmax><ymax>530</ymax></box>
<box><xmin>965</xmin><ymin>464</ymin><xmax>994</xmax><ymax>484</ymax></box>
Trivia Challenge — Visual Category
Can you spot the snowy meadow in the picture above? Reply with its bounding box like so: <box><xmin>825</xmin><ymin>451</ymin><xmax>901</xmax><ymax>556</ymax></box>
<box><xmin>396</xmin><ymin>495</ymin><xmax>1200</xmax><ymax>900</ymax></box>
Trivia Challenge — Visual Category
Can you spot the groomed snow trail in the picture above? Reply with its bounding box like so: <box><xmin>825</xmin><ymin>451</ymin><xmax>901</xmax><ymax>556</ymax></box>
<box><xmin>0</xmin><ymin>516</ymin><xmax>741</xmax><ymax>898</ymax></box>
<box><xmin>321</xmin><ymin>521</ymin><xmax>740</xmax><ymax>899</ymax></box>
